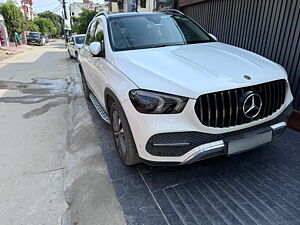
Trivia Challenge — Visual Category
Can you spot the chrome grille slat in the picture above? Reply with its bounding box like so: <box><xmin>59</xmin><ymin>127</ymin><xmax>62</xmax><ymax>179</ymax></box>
<box><xmin>235</xmin><ymin>89</ymin><xmax>239</xmax><ymax>126</ymax></box>
<box><xmin>199</xmin><ymin>96</ymin><xmax>203</xmax><ymax>122</ymax></box>
<box><xmin>214</xmin><ymin>93</ymin><xmax>218</xmax><ymax>127</ymax></box>
<box><xmin>195</xmin><ymin>80</ymin><xmax>286</xmax><ymax>128</ymax></box>
<box><xmin>221</xmin><ymin>92</ymin><xmax>225</xmax><ymax>127</ymax></box>
<box><xmin>228</xmin><ymin>91</ymin><xmax>232</xmax><ymax>127</ymax></box>
<box><xmin>207</xmin><ymin>95</ymin><xmax>211</xmax><ymax>126</ymax></box>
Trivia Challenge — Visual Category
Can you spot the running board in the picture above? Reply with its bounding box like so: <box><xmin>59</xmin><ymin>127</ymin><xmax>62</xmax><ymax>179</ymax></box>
<box><xmin>89</xmin><ymin>93</ymin><xmax>110</xmax><ymax>124</ymax></box>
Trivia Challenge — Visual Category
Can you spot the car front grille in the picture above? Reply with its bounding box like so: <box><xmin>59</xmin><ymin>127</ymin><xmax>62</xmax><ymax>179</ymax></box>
<box><xmin>195</xmin><ymin>79</ymin><xmax>286</xmax><ymax>128</ymax></box>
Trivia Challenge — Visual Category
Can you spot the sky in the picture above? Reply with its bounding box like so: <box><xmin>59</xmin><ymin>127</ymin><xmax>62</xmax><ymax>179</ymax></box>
<box><xmin>32</xmin><ymin>0</ymin><xmax>84</xmax><ymax>15</ymax></box>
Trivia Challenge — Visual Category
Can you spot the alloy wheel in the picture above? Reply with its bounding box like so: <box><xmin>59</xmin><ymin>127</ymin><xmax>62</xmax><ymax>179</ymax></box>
<box><xmin>112</xmin><ymin>110</ymin><xmax>127</xmax><ymax>157</ymax></box>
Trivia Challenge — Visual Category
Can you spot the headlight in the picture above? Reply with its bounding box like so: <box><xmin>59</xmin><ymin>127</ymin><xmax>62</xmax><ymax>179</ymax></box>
<box><xmin>129</xmin><ymin>90</ymin><xmax>188</xmax><ymax>114</ymax></box>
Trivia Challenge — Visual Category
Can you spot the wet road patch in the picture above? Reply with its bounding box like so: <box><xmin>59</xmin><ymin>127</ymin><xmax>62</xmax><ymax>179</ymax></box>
<box><xmin>0</xmin><ymin>77</ymin><xmax>69</xmax><ymax>117</ymax></box>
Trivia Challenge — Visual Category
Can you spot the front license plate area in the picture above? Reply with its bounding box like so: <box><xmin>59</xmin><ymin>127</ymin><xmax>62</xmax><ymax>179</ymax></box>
<box><xmin>227</xmin><ymin>129</ymin><xmax>272</xmax><ymax>155</ymax></box>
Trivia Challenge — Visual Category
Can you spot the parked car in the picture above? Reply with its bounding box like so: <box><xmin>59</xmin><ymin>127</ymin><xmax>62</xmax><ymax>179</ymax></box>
<box><xmin>27</xmin><ymin>32</ymin><xmax>45</xmax><ymax>46</ymax></box>
<box><xmin>78</xmin><ymin>10</ymin><xmax>293</xmax><ymax>166</ymax></box>
<box><xmin>67</xmin><ymin>34</ymin><xmax>86</xmax><ymax>59</ymax></box>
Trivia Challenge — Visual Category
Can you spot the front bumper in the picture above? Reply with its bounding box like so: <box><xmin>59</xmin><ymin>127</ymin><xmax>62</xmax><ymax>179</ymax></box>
<box><xmin>122</xmin><ymin>93</ymin><xmax>293</xmax><ymax>164</ymax></box>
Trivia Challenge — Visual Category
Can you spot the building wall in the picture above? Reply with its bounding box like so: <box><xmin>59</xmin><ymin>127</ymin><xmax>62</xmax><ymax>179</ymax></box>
<box><xmin>181</xmin><ymin>0</ymin><xmax>300</xmax><ymax>110</ymax></box>
<box><xmin>70</xmin><ymin>2</ymin><xmax>107</xmax><ymax>17</ymax></box>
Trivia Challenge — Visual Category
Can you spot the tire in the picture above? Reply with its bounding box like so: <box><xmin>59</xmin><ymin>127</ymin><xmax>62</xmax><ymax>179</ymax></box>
<box><xmin>80</xmin><ymin>67</ymin><xmax>90</xmax><ymax>100</ymax></box>
<box><xmin>68</xmin><ymin>49</ymin><xmax>73</xmax><ymax>59</ymax></box>
<box><xmin>75</xmin><ymin>51</ymin><xmax>78</xmax><ymax>60</ymax></box>
<box><xmin>110</xmin><ymin>102</ymin><xmax>140</xmax><ymax>166</ymax></box>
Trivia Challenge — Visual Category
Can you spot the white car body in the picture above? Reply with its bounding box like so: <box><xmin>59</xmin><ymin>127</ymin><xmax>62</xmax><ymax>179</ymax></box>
<box><xmin>79</xmin><ymin>11</ymin><xmax>293</xmax><ymax>165</ymax></box>
<box><xmin>68</xmin><ymin>34</ymin><xmax>86</xmax><ymax>58</ymax></box>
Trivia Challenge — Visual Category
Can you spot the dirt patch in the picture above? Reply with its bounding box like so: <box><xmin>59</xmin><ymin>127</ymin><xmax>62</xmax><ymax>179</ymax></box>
<box><xmin>0</xmin><ymin>45</ymin><xmax>32</xmax><ymax>61</ymax></box>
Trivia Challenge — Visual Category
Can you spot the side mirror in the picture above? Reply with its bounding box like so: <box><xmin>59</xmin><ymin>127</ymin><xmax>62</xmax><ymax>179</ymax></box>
<box><xmin>209</xmin><ymin>33</ymin><xmax>217</xmax><ymax>41</ymax></box>
<box><xmin>89</xmin><ymin>42</ymin><xmax>102</xmax><ymax>56</ymax></box>
<box><xmin>70</xmin><ymin>41</ymin><xmax>75</xmax><ymax>45</ymax></box>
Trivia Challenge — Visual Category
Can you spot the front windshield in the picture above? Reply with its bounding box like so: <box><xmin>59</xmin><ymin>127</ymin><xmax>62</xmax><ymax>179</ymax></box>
<box><xmin>108</xmin><ymin>14</ymin><xmax>213</xmax><ymax>51</ymax></box>
<box><xmin>29</xmin><ymin>33</ymin><xmax>40</xmax><ymax>38</ymax></box>
<box><xmin>75</xmin><ymin>36</ymin><xmax>85</xmax><ymax>44</ymax></box>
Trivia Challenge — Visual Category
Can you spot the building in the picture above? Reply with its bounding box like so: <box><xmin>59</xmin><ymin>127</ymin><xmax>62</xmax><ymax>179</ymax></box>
<box><xmin>21</xmin><ymin>0</ymin><xmax>34</xmax><ymax>21</ymax></box>
<box><xmin>110</xmin><ymin>0</ymin><xmax>155</xmax><ymax>13</ymax></box>
<box><xmin>70</xmin><ymin>0</ymin><xmax>108</xmax><ymax>18</ymax></box>
<box><xmin>179</xmin><ymin>0</ymin><xmax>300</xmax><ymax>111</ymax></box>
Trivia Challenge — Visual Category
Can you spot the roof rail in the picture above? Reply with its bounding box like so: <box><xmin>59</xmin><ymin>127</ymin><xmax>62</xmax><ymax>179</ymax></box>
<box><xmin>158</xmin><ymin>9</ymin><xmax>184</xmax><ymax>15</ymax></box>
<box><xmin>93</xmin><ymin>10</ymin><xmax>109</xmax><ymax>18</ymax></box>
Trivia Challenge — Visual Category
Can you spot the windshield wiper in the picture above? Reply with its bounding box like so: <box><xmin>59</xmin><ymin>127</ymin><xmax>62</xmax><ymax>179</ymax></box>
<box><xmin>145</xmin><ymin>43</ymin><xmax>185</xmax><ymax>49</ymax></box>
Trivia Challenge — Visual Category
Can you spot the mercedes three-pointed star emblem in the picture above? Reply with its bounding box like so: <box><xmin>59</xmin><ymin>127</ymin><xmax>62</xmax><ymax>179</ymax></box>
<box><xmin>242</xmin><ymin>92</ymin><xmax>262</xmax><ymax>119</ymax></box>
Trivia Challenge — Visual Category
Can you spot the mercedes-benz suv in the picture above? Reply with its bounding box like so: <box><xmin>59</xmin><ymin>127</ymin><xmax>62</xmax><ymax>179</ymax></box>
<box><xmin>78</xmin><ymin>10</ymin><xmax>293</xmax><ymax>166</ymax></box>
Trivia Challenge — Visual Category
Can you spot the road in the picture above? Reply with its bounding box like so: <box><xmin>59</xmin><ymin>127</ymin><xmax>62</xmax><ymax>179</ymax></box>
<box><xmin>0</xmin><ymin>40</ymin><xmax>124</xmax><ymax>225</ymax></box>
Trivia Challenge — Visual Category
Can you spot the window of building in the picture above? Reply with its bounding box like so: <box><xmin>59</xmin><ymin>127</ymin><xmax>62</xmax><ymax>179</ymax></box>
<box><xmin>140</xmin><ymin>0</ymin><xmax>146</xmax><ymax>8</ymax></box>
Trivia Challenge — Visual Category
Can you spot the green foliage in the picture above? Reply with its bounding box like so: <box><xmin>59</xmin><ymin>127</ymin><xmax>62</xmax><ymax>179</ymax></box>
<box><xmin>38</xmin><ymin>11</ymin><xmax>63</xmax><ymax>35</ymax></box>
<box><xmin>26</xmin><ymin>22</ymin><xmax>39</xmax><ymax>32</ymax></box>
<box><xmin>34</xmin><ymin>18</ymin><xmax>56</xmax><ymax>35</ymax></box>
<box><xmin>72</xmin><ymin>9</ymin><xmax>98</xmax><ymax>34</ymax></box>
<box><xmin>1</xmin><ymin>2</ymin><xmax>26</xmax><ymax>35</ymax></box>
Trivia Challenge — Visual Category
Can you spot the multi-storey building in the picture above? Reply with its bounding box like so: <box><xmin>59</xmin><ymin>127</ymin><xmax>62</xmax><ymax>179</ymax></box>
<box><xmin>70</xmin><ymin>0</ymin><xmax>108</xmax><ymax>18</ymax></box>
<box><xmin>21</xmin><ymin>0</ymin><xmax>34</xmax><ymax>21</ymax></box>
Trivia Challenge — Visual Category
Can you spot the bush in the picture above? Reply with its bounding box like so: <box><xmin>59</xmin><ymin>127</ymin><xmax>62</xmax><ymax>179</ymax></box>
<box><xmin>26</xmin><ymin>22</ymin><xmax>39</xmax><ymax>32</ymax></box>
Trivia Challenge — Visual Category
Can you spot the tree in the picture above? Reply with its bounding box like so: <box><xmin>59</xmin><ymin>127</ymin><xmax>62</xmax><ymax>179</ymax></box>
<box><xmin>34</xmin><ymin>18</ymin><xmax>56</xmax><ymax>35</ymax></box>
<box><xmin>72</xmin><ymin>9</ymin><xmax>98</xmax><ymax>34</ymax></box>
<box><xmin>1</xmin><ymin>2</ymin><xmax>25</xmax><ymax>39</ymax></box>
<box><xmin>38</xmin><ymin>11</ymin><xmax>63</xmax><ymax>35</ymax></box>
<box><xmin>26</xmin><ymin>22</ymin><xmax>39</xmax><ymax>32</ymax></box>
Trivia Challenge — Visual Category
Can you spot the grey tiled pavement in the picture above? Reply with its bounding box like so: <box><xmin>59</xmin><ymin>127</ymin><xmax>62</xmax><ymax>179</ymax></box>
<box><xmin>88</xmin><ymin>102</ymin><xmax>300</xmax><ymax>225</ymax></box>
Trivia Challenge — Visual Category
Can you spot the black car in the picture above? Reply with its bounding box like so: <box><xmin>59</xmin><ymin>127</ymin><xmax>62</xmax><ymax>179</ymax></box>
<box><xmin>27</xmin><ymin>32</ymin><xmax>45</xmax><ymax>46</ymax></box>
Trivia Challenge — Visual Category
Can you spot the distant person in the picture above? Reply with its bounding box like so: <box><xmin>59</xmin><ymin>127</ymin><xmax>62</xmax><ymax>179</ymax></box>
<box><xmin>15</xmin><ymin>33</ymin><xmax>20</xmax><ymax>46</ymax></box>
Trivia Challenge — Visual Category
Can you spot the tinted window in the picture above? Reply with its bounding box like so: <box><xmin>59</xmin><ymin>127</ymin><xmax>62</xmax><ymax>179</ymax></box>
<box><xmin>75</xmin><ymin>36</ymin><xmax>85</xmax><ymax>44</ymax></box>
<box><xmin>29</xmin><ymin>32</ymin><xmax>40</xmax><ymax>38</ymax></box>
<box><xmin>108</xmin><ymin>14</ymin><xmax>212</xmax><ymax>51</ymax></box>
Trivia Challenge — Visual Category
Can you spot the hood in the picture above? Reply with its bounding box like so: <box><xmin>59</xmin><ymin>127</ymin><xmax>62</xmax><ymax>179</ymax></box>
<box><xmin>111</xmin><ymin>42</ymin><xmax>287</xmax><ymax>98</ymax></box>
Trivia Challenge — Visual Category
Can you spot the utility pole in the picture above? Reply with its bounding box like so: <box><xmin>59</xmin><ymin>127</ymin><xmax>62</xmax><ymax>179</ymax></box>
<box><xmin>60</xmin><ymin>0</ymin><xmax>68</xmax><ymax>43</ymax></box>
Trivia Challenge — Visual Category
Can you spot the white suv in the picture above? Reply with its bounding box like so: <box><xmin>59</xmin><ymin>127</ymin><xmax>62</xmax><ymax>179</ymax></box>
<box><xmin>78</xmin><ymin>10</ymin><xmax>293</xmax><ymax>166</ymax></box>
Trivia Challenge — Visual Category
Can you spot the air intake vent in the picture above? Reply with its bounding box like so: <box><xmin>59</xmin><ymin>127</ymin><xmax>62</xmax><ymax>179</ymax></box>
<box><xmin>195</xmin><ymin>79</ymin><xmax>286</xmax><ymax>128</ymax></box>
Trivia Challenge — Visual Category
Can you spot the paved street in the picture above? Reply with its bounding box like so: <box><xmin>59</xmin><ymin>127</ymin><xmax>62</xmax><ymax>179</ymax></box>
<box><xmin>0</xmin><ymin>40</ymin><xmax>124</xmax><ymax>225</ymax></box>
<box><xmin>0</xmin><ymin>42</ymin><xmax>69</xmax><ymax>224</ymax></box>
<box><xmin>1</xmin><ymin>40</ymin><xmax>300</xmax><ymax>225</ymax></box>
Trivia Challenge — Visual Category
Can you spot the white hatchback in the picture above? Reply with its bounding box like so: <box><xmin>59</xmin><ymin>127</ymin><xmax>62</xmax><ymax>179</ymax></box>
<box><xmin>78</xmin><ymin>10</ymin><xmax>293</xmax><ymax>166</ymax></box>
<box><xmin>67</xmin><ymin>34</ymin><xmax>86</xmax><ymax>59</ymax></box>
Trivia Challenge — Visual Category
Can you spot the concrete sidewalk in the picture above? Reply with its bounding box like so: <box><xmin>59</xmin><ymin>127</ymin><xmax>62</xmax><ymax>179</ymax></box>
<box><xmin>0</xmin><ymin>40</ymin><xmax>124</xmax><ymax>225</ymax></box>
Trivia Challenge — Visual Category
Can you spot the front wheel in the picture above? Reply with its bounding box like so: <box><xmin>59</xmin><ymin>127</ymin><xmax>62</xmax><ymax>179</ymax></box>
<box><xmin>110</xmin><ymin>102</ymin><xmax>140</xmax><ymax>166</ymax></box>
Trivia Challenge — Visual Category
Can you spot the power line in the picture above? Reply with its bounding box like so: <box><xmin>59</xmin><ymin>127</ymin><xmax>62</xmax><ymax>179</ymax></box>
<box><xmin>34</xmin><ymin>2</ymin><xmax>60</xmax><ymax>8</ymax></box>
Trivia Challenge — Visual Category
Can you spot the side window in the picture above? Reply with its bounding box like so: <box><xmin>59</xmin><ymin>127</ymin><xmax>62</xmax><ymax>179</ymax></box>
<box><xmin>70</xmin><ymin>36</ymin><xmax>74</xmax><ymax>43</ymax></box>
<box><xmin>95</xmin><ymin>20</ymin><xmax>104</xmax><ymax>43</ymax></box>
<box><xmin>85</xmin><ymin>21</ymin><xmax>97</xmax><ymax>46</ymax></box>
